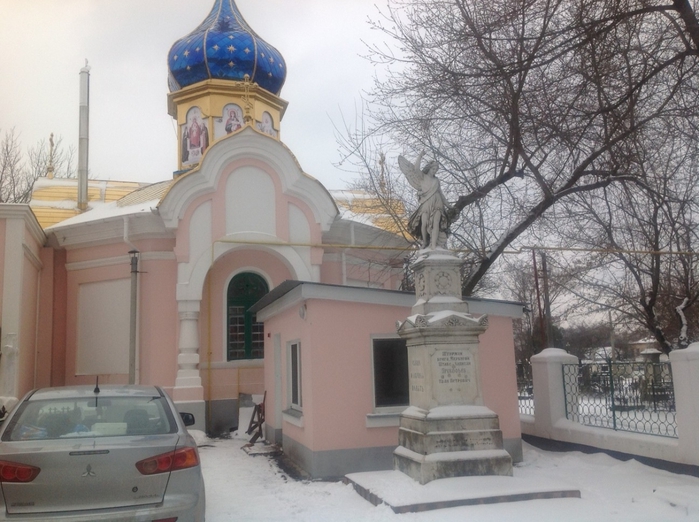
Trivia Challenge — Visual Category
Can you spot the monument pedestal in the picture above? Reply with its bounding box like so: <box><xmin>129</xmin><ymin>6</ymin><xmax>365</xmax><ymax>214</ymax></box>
<box><xmin>394</xmin><ymin>249</ymin><xmax>513</xmax><ymax>484</ymax></box>
<box><xmin>394</xmin><ymin>405</ymin><xmax>512</xmax><ymax>484</ymax></box>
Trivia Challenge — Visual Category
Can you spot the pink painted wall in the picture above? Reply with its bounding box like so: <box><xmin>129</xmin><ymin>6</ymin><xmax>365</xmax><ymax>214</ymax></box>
<box><xmin>17</xmin><ymin>253</ymin><xmax>38</xmax><ymax>396</ymax></box>
<box><xmin>63</xmin><ymin>240</ymin><xmax>179</xmax><ymax>387</ymax></box>
<box><xmin>137</xmin><ymin>254</ymin><xmax>178</xmax><ymax>388</ymax></box>
<box><xmin>265</xmin><ymin>298</ymin><xmax>521</xmax><ymax>454</ymax></box>
<box><xmin>200</xmin><ymin>248</ymin><xmax>293</xmax><ymax>401</ymax></box>
<box><xmin>35</xmin><ymin>247</ymin><xmax>54</xmax><ymax>389</ymax></box>
<box><xmin>320</xmin><ymin>258</ymin><xmax>404</xmax><ymax>290</ymax></box>
<box><xmin>50</xmin><ymin>249</ymin><xmax>67</xmax><ymax>387</ymax></box>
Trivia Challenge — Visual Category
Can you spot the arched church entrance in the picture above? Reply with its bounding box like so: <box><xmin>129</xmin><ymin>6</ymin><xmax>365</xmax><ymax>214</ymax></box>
<box><xmin>227</xmin><ymin>272</ymin><xmax>269</xmax><ymax>361</ymax></box>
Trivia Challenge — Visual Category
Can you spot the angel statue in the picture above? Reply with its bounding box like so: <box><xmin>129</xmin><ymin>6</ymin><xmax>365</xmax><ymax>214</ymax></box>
<box><xmin>398</xmin><ymin>152</ymin><xmax>452</xmax><ymax>250</ymax></box>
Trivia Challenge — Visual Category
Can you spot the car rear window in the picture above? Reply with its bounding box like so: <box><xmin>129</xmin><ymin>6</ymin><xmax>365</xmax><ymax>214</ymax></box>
<box><xmin>2</xmin><ymin>395</ymin><xmax>177</xmax><ymax>441</ymax></box>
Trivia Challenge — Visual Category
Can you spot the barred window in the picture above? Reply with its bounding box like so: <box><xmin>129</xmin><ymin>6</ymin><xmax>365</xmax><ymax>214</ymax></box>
<box><xmin>227</xmin><ymin>273</ymin><xmax>268</xmax><ymax>360</ymax></box>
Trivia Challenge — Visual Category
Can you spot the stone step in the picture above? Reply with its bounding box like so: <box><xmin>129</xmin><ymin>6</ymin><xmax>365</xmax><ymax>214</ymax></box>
<box><xmin>399</xmin><ymin>427</ymin><xmax>504</xmax><ymax>454</ymax></box>
<box><xmin>394</xmin><ymin>445</ymin><xmax>513</xmax><ymax>485</ymax></box>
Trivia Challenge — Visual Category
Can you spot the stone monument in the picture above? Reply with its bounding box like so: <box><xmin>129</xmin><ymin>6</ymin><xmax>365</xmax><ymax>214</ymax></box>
<box><xmin>394</xmin><ymin>154</ymin><xmax>512</xmax><ymax>484</ymax></box>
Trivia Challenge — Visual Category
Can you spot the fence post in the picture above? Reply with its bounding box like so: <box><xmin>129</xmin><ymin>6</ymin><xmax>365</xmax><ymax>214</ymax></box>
<box><xmin>531</xmin><ymin>348</ymin><xmax>579</xmax><ymax>438</ymax></box>
<box><xmin>669</xmin><ymin>343</ymin><xmax>699</xmax><ymax>466</ymax></box>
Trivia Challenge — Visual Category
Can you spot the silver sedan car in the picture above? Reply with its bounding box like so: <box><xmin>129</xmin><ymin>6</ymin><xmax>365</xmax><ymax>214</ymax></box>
<box><xmin>0</xmin><ymin>385</ymin><xmax>205</xmax><ymax>521</ymax></box>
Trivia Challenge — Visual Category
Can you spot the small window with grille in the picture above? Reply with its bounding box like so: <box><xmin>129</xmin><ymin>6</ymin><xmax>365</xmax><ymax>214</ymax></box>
<box><xmin>227</xmin><ymin>272</ymin><xmax>268</xmax><ymax>361</ymax></box>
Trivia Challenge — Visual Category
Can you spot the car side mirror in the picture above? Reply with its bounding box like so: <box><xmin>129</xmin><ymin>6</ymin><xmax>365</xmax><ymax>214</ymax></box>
<box><xmin>179</xmin><ymin>412</ymin><xmax>195</xmax><ymax>427</ymax></box>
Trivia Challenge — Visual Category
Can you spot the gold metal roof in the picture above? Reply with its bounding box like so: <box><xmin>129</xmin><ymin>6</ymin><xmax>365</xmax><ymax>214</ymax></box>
<box><xmin>29</xmin><ymin>178</ymin><xmax>150</xmax><ymax>229</ymax></box>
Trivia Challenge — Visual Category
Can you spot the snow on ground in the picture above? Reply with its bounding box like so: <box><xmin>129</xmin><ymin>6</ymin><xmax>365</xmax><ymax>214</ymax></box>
<box><xmin>196</xmin><ymin>432</ymin><xmax>699</xmax><ymax>522</ymax></box>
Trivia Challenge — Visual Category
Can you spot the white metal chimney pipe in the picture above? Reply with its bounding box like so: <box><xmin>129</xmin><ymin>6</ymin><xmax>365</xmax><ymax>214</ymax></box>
<box><xmin>78</xmin><ymin>61</ymin><xmax>90</xmax><ymax>211</ymax></box>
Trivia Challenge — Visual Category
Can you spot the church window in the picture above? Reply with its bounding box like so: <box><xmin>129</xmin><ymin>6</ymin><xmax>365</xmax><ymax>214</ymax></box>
<box><xmin>372</xmin><ymin>337</ymin><xmax>409</xmax><ymax>408</ymax></box>
<box><xmin>288</xmin><ymin>341</ymin><xmax>302</xmax><ymax>410</ymax></box>
<box><xmin>227</xmin><ymin>273</ymin><xmax>268</xmax><ymax>360</ymax></box>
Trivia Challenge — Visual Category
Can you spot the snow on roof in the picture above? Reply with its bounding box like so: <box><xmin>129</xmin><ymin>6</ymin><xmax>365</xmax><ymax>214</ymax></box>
<box><xmin>329</xmin><ymin>189</ymin><xmax>409</xmax><ymax>236</ymax></box>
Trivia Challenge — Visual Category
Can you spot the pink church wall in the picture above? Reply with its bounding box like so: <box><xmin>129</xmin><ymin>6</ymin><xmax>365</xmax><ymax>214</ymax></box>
<box><xmin>265</xmin><ymin>296</ymin><xmax>521</xmax><ymax>456</ymax></box>
<box><xmin>17</xmin><ymin>248</ymin><xmax>40</xmax><ymax>396</ymax></box>
<box><xmin>35</xmin><ymin>247</ymin><xmax>55</xmax><ymax>389</ymax></box>
<box><xmin>63</xmin><ymin>240</ymin><xmax>179</xmax><ymax>387</ymax></box>
<box><xmin>321</xmin><ymin>258</ymin><xmax>404</xmax><ymax>290</ymax></box>
<box><xmin>479</xmin><ymin>315</ymin><xmax>521</xmax><ymax>438</ymax></box>
<box><xmin>137</xmin><ymin>255</ymin><xmax>178</xmax><ymax>389</ymax></box>
<box><xmin>200</xmin><ymin>248</ymin><xmax>293</xmax><ymax>402</ymax></box>
<box><xmin>319</xmin><ymin>259</ymin><xmax>343</xmax><ymax>285</ymax></box>
<box><xmin>50</xmin><ymin>249</ymin><xmax>67</xmax><ymax>387</ymax></box>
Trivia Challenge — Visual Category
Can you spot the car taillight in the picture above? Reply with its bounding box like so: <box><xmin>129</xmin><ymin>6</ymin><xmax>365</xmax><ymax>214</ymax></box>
<box><xmin>0</xmin><ymin>460</ymin><xmax>41</xmax><ymax>483</ymax></box>
<box><xmin>135</xmin><ymin>447</ymin><xmax>199</xmax><ymax>475</ymax></box>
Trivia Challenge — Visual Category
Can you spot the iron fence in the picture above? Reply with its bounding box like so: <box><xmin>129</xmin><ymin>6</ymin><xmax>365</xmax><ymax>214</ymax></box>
<box><xmin>517</xmin><ymin>362</ymin><xmax>535</xmax><ymax>415</ymax></box>
<box><xmin>562</xmin><ymin>361</ymin><xmax>677</xmax><ymax>438</ymax></box>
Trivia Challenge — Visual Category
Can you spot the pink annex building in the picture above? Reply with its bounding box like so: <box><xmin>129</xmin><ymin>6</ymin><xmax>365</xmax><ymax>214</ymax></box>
<box><xmin>0</xmin><ymin>0</ymin><xmax>523</xmax><ymax>478</ymax></box>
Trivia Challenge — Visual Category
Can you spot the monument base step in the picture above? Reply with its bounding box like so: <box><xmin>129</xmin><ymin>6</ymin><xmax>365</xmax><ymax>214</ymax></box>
<box><xmin>394</xmin><ymin>446</ymin><xmax>513</xmax><ymax>484</ymax></box>
<box><xmin>345</xmin><ymin>470</ymin><xmax>581</xmax><ymax>514</ymax></box>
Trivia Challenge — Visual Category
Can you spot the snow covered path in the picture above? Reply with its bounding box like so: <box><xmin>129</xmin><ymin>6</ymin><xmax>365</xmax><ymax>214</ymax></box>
<box><xmin>197</xmin><ymin>436</ymin><xmax>699</xmax><ymax>521</ymax></box>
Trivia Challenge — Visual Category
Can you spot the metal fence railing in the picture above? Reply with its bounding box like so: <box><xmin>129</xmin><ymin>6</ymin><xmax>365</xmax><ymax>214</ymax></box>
<box><xmin>562</xmin><ymin>361</ymin><xmax>677</xmax><ymax>438</ymax></box>
<box><xmin>517</xmin><ymin>362</ymin><xmax>534</xmax><ymax>416</ymax></box>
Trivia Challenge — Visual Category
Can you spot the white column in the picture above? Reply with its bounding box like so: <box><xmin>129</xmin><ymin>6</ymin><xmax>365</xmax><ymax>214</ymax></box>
<box><xmin>173</xmin><ymin>301</ymin><xmax>204</xmax><ymax>403</ymax></box>
<box><xmin>670</xmin><ymin>343</ymin><xmax>699</xmax><ymax>466</ymax></box>
<box><xmin>1</xmin><ymin>219</ymin><xmax>25</xmax><ymax>398</ymax></box>
<box><xmin>530</xmin><ymin>348</ymin><xmax>579</xmax><ymax>438</ymax></box>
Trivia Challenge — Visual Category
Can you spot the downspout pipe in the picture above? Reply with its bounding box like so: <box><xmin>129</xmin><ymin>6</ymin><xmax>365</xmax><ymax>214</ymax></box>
<box><xmin>129</xmin><ymin>250</ymin><xmax>139</xmax><ymax>385</ymax></box>
<box><xmin>124</xmin><ymin>216</ymin><xmax>139</xmax><ymax>384</ymax></box>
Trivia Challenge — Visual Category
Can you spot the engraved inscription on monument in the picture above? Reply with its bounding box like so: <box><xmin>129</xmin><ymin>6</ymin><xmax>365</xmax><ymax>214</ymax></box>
<box><xmin>410</xmin><ymin>357</ymin><xmax>426</xmax><ymax>394</ymax></box>
<box><xmin>436</xmin><ymin>351</ymin><xmax>472</xmax><ymax>386</ymax></box>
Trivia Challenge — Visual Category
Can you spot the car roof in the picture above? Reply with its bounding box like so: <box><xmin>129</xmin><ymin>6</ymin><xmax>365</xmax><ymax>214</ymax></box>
<box><xmin>27</xmin><ymin>385</ymin><xmax>163</xmax><ymax>401</ymax></box>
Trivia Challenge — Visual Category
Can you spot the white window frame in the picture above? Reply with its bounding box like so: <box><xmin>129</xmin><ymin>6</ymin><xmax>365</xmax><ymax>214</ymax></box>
<box><xmin>288</xmin><ymin>341</ymin><xmax>302</xmax><ymax>411</ymax></box>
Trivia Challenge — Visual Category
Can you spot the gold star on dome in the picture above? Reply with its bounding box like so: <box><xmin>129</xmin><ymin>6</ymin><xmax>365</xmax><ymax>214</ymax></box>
<box><xmin>269</xmin><ymin>57</ymin><xmax>274</xmax><ymax>63</ymax></box>
<box><xmin>173</xmin><ymin>54</ymin><xmax>179</xmax><ymax>61</ymax></box>
<box><xmin>213</xmin><ymin>44</ymin><xmax>219</xmax><ymax>51</ymax></box>
<box><xmin>187</xmin><ymin>66</ymin><xmax>191</xmax><ymax>70</ymax></box>
<box><xmin>228</xmin><ymin>61</ymin><xmax>235</xmax><ymax>67</ymax></box>
<box><xmin>196</xmin><ymin>47</ymin><xmax>200</xmax><ymax>52</ymax></box>
<box><xmin>261</xmin><ymin>52</ymin><xmax>265</xmax><ymax>58</ymax></box>
<box><xmin>184</xmin><ymin>50</ymin><xmax>190</xmax><ymax>57</ymax></box>
<box><xmin>244</xmin><ymin>48</ymin><xmax>251</xmax><ymax>54</ymax></box>
<box><xmin>268</xmin><ymin>72</ymin><xmax>272</xmax><ymax>77</ymax></box>
<box><xmin>228</xmin><ymin>35</ymin><xmax>234</xmax><ymax>39</ymax></box>
<box><xmin>228</xmin><ymin>45</ymin><xmax>236</xmax><ymax>52</ymax></box>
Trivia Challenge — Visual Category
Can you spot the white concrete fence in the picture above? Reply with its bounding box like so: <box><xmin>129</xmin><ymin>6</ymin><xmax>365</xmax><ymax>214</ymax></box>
<box><xmin>521</xmin><ymin>343</ymin><xmax>699</xmax><ymax>467</ymax></box>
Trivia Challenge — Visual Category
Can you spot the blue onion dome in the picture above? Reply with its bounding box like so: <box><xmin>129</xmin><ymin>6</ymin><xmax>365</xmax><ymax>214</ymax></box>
<box><xmin>168</xmin><ymin>0</ymin><xmax>286</xmax><ymax>96</ymax></box>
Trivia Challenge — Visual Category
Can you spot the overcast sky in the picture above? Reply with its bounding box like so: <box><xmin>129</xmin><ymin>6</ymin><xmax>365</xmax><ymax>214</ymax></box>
<box><xmin>0</xmin><ymin>0</ymin><xmax>388</xmax><ymax>190</ymax></box>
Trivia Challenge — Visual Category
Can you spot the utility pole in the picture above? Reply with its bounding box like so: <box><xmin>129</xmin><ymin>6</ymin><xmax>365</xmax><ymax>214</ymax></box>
<box><xmin>541</xmin><ymin>252</ymin><xmax>554</xmax><ymax>348</ymax></box>
<box><xmin>532</xmin><ymin>251</ymin><xmax>547</xmax><ymax>349</ymax></box>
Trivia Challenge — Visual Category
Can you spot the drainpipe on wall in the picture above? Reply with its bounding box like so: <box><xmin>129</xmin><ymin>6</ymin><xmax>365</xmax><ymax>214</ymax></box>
<box><xmin>124</xmin><ymin>216</ymin><xmax>140</xmax><ymax>385</ymax></box>
<box><xmin>129</xmin><ymin>250</ymin><xmax>139</xmax><ymax>385</ymax></box>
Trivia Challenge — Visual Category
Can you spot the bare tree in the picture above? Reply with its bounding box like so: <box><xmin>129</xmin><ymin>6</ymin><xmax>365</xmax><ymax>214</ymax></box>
<box><xmin>0</xmin><ymin>128</ymin><xmax>33</xmax><ymax>203</ymax></box>
<box><xmin>338</xmin><ymin>0</ymin><xmax>699</xmax><ymax>295</ymax></box>
<box><xmin>0</xmin><ymin>129</ymin><xmax>76</xmax><ymax>204</ymax></box>
<box><xmin>27</xmin><ymin>134</ymin><xmax>76</xmax><ymax>181</ymax></box>
<box><xmin>549</xmin><ymin>117</ymin><xmax>699</xmax><ymax>353</ymax></box>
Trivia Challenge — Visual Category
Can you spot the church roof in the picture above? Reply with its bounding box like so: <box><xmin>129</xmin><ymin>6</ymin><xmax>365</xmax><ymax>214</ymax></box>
<box><xmin>29</xmin><ymin>177</ymin><xmax>151</xmax><ymax>229</ymax></box>
<box><xmin>167</xmin><ymin>0</ymin><xmax>286</xmax><ymax>96</ymax></box>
